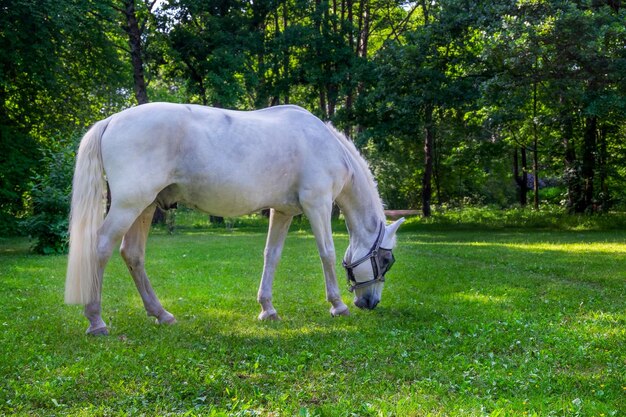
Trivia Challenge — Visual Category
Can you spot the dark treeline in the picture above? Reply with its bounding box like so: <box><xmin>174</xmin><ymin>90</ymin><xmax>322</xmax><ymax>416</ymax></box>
<box><xmin>1</xmin><ymin>0</ymin><xmax>625</xmax><ymax>236</ymax></box>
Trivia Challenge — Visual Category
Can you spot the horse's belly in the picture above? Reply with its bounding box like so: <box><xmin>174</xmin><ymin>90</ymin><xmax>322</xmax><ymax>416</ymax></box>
<box><xmin>176</xmin><ymin>176</ymin><xmax>301</xmax><ymax>217</ymax></box>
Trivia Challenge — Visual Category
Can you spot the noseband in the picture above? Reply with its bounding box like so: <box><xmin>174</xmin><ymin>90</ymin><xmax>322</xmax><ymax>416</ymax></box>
<box><xmin>342</xmin><ymin>222</ymin><xmax>395</xmax><ymax>292</ymax></box>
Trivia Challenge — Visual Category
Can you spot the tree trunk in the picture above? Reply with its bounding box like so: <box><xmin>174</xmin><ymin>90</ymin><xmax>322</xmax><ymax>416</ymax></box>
<box><xmin>419</xmin><ymin>0</ymin><xmax>430</xmax><ymax>24</ymax></box>
<box><xmin>122</xmin><ymin>0</ymin><xmax>149</xmax><ymax>105</ymax></box>
<box><xmin>432</xmin><ymin>107</ymin><xmax>446</xmax><ymax>206</ymax></box>
<box><xmin>531</xmin><ymin>78</ymin><xmax>539</xmax><ymax>210</ymax></box>
<box><xmin>433</xmin><ymin>125</ymin><xmax>441</xmax><ymax>206</ymax></box>
<box><xmin>319</xmin><ymin>90</ymin><xmax>327</xmax><ymax>118</ymax></box>
<box><xmin>532</xmin><ymin>139</ymin><xmax>539</xmax><ymax>210</ymax></box>
<box><xmin>344</xmin><ymin>0</ymin><xmax>354</xmax><ymax>125</ymax></box>
<box><xmin>354</xmin><ymin>0</ymin><xmax>370</xmax><ymax>135</ymax></box>
<box><xmin>359</xmin><ymin>0</ymin><xmax>370</xmax><ymax>59</ymax></box>
<box><xmin>597</xmin><ymin>123</ymin><xmax>609</xmax><ymax>211</ymax></box>
<box><xmin>562</xmin><ymin>112</ymin><xmax>581</xmax><ymax>212</ymax></box>
<box><xmin>120</xmin><ymin>1</ymin><xmax>167</xmax><ymax>224</ymax></box>
<box><xmin>582</xmin><ymin>116</ymin><xmax>597</xmax><ymax>212</ymax></box>
<box><xmin>327</xmin><ymin>82</ymin><xmax>337</xmax><ymax>118</ymax></box>
<box><xmin>421</xmin><ymin>104</ymin><xmax>434</xmax><ymax>217</ymax></box>
<box><xmin>282</xmin><ymin>2</ymin><xmax>290</xmax><ymax>104</ymax></box>
<box><xmin>254</xmin><ymin>7</ymin><xmax>268</xmax><ymax>107</ymax></box>
<box><xmin>513</xmin><ymin>146</ymin><xmax>528</xmax><ymax>206</ymax></box>
<box><xmin>314</xmin><ymin>0</ymin><xmax>327</xmax><ymax>118</ymax></box>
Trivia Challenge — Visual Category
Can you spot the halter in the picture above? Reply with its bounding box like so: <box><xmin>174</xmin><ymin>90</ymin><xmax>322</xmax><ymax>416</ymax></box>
<box><xmin>342</xmin><ymin>222</ymin><xmax>395</xmax><ymax>292</ymax></box>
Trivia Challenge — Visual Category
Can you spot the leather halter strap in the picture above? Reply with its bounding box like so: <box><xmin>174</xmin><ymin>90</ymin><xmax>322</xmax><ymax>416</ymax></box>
<box><xmin>342</xmin><ymin>222</ymin><xmax>390</xmax><ymax>292</ymax></box>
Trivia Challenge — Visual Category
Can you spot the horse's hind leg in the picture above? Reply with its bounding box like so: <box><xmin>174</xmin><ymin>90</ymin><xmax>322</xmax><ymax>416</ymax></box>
<box><xmin>120</xmin><ymin>204</ymin><xmax>176</xmax><ymax>325</ymax></box>
<box><xmin>258</xmin><ymin>209</ymin><xmax>292</xmax><ymax>320</ymax></box>
<box><xmin>85</xmin><ymin>205</ymin><xmax>145</xmax><ymax>335</ymax></box>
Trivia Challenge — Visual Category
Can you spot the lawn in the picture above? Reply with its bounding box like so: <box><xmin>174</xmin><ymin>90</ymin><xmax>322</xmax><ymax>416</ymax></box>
<box><xmin>0</xmin><ymin>217</ymin><xmax>624</xmax><ymax>416</ymax></box>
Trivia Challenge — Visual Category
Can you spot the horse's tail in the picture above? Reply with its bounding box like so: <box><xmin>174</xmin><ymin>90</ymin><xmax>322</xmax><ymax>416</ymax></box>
<box><xmin>65</xmin><ymin>118</ymin><xmax>111</xmax><ymax>305</ymax></box>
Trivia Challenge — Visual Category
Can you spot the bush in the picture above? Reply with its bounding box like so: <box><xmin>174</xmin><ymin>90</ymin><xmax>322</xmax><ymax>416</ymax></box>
<box><xmin>0</xmin><ymin>126</ymin><xmax>41</xmax><ymax>235</ymax></box>
<box><xmin>22</xmin><ymin>143</ymin><xmax>75</xmax><ymax>254</ymax></box>
<box><xmin>403</xmin><ymin>205</ymin><xmax>626</xmax><ymax>231</ymax></box>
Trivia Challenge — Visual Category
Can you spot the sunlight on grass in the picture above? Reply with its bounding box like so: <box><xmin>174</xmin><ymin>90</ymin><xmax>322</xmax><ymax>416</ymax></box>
<box><xmin>499</xmin><ymin>241</ymin><xmax>626</xmax><ymax>255</ymax></box>
<box><xmin>453</xmin><ymin>291</ymin><xmax>511</xmax><ymax>305</ymax></box>
<box><xmin>411</xmin><ymin>239</ymin><xmax>626</xmax><ymax>255</ymax></box>
<box><xmin>577</xmin><ymin>310</ymin><xmax>626</xmax><ymax>338</ymax></box>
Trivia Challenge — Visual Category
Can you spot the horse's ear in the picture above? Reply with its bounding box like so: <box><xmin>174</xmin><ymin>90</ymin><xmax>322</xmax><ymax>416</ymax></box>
<box><xmin>382</xmin><ymin>217</ymin><xmax>405</xmax><ymax>248</ymax></box>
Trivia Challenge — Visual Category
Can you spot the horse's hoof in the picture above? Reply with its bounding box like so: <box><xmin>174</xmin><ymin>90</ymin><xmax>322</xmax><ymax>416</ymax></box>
<box><xmin>86</xmin><ymin>326</ymin><xmax>109</xmax><ymax>336</ymax></box>
<box><xmin>258</xmin><ymin>311</ymin><xmax>281</xmax><ymax>321</ymax></box>
<box><xmin>330</xmin><ymin>305</ymin><xmax>350</xmax><ymax>317</ymax></box>
<box><xmin>157</xmin><ymin>311</ymin><xmax>177</xmax><ymax>325</ymax></box>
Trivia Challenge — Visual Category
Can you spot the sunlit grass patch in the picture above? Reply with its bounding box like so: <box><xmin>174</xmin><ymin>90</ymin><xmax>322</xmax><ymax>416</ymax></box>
<box><xmin>499</xmin><ymin>240</ymin><xmax>626</xmax><ymax>255</ymax></box>
<box><xmin>453</xmin><ymin>291</ymin><xmax>511</xmax><ymax>305</ymax></box>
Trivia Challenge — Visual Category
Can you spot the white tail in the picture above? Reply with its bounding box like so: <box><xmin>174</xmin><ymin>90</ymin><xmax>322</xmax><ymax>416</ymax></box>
<box><xmin>65</xmin><ymin>119</ymin><xmax>110</xmax><ymax>305</ymax></box>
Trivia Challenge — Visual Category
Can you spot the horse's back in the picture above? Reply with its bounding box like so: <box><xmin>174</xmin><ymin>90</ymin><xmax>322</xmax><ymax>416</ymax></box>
<box><xmin>100</xmin><ymin>103</ymin><xmax>350</xmax><ymax>216</ymax></box>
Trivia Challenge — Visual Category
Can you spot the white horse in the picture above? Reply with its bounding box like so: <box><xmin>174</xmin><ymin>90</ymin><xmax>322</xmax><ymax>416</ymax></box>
<box><xmin>65</xmin><ymin>103</ymin><xmax>404</xmax><ymax>335</ymax></box>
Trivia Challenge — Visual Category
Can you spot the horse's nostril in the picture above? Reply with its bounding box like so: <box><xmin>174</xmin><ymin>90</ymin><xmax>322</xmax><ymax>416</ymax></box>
<box><xmin>355</xmin><ymin>296</ymin><xmax>379</xmax><ymax>310</ymax></box>
<box><xmin>354</xmin><ymin>297</ymin><xmax>368</xmax><ymax>309</ymax></box>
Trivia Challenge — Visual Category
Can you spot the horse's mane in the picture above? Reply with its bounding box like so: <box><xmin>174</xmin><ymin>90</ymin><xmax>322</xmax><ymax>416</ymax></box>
<box><xmin>326</xmin><ymin>123</ymin><xmax>385</xmax><ymax>220</ymax></box>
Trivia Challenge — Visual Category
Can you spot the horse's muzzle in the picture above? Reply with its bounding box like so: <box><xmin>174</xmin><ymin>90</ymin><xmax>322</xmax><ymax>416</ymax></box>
<box><xmin>354</xmin><ymin>295</ymin><xmax>380</xmax><ymax>310</ymax></box>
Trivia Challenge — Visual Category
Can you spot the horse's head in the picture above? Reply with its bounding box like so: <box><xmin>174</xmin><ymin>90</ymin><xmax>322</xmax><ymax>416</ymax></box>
<box><xmin>342</xmin><ymin>218</ymin><xmax>405</xmax><ymax>310</ymax></box>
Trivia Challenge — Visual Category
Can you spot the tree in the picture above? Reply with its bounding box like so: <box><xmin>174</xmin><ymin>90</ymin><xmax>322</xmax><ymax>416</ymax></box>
<box><xmin>163</xmin><ymin>0</ymin><xmax>253</xmax><ymax>107</ymax></box>
<box><xmin>115</xmin><ymin>0</ymin><xmax>159</xmax><ymax>105</ymax></box>
<box><xmin>358</xmin><ymin>0</ymin><xmax>482</xmax><ymax>215</ymax></box>
<box><xmin>3</xmin><ymin>0</ymin><xmax>626</xmax><ymax>232</ymax></box>
<box><xmin>0</xmin><ymin>0</ymin><xmax>129</xmax><ymax>233</ymax></box>
<box><xmin>482</xmin><ymin>0</ymin><xmax>626</xmax><ymax>212</ymax></box>
<box><xmin>551</xmin><ymin>1</ymin><xmax>626</xmax><ymax>212</ymax></box>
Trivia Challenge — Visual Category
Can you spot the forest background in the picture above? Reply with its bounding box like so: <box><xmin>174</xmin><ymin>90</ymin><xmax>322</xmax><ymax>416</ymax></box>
<box><xmin>1</xmin><ymin>0</ymin><xmax>625</xmax><ymax>251</ymax></box>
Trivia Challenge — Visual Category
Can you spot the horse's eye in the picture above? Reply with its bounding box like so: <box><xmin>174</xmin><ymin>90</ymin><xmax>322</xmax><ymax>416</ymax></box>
<box><xmin>379</xmin><ymin>250</ymin><xmax>395</xmax><ymax>273</ymax></box>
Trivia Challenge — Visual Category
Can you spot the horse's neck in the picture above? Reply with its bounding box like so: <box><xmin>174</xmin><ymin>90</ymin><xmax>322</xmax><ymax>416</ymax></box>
<box><xmin>336</xmin><ymin>167</ymin><xmax>385</xmax><ymax>253</ymax></box>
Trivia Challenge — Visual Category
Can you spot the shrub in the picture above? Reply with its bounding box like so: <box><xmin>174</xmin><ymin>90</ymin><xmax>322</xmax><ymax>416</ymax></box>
<box><xmin>403</xmin><ymin>205</ymin><xmax>626</xmax><ymax>231</ymax></box>
<box><xmin>0</xmin><ymin>126</ymin><xmax>41</xmax><ymax>235</ymax></box>
<box><xmin>22</xmin><ymin>143</ymin><xmax>75</xmax><ymax>254</ymax></box>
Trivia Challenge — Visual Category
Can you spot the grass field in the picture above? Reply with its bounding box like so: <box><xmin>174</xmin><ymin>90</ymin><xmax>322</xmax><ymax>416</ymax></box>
<box><xmin>0</xmin><ymin>215</ymin><xmax>625</xmax><ymax>416</ymax></box>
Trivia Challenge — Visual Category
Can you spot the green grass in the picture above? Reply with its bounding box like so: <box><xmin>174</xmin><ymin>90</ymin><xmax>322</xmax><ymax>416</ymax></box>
<box><xmin>0</xmin><ymin>220</ymin><xmax>625</xmax><ymax>416</ymax></box>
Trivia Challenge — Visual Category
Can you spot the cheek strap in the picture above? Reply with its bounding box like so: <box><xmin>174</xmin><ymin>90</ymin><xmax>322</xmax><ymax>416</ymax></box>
<box><xmin>342</xmin><ymin>223</ymin><xmax>387</xmax><ymax>292</ymax></box>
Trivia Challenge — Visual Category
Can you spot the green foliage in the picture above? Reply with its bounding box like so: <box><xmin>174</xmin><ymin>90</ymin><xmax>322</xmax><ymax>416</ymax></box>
<box><xmin>0</xmin><ymin>0</ymin><xmax>129</xmax><ymax>235</ymax></box>
<box><xmin>475</xmin><ymin>0</ymin><xmax>626</xmax><ymax>212</ymax></box>
<box><xmin>21</xmin><ymin>143</ymin><xmax>75</xmax><ymax>254</ymax></box>
<box><xmin>164</xmin><ymin>0</ymin><xmax>252</xmax><ymax>107</ymax></box>
<box><xmin>0</xmin><ymin>126</ymin><xmax>41</xmax><ymax>235</ymax></box>
<box><xmin>0</xmin><ymin>226</ymin><xmax>624</xmax><ymax>415</ymax></box>
<box><xmin>0</xmin><ymin>0</ymin><xmax>130</xmax><ymax>131</ymax></box>
<box><xmin>2</xmin><ymin>0</ymin><xmax>626</xmax><ymax>234</ymax></box>
<box><xmin>403</xmin><ymin>205</ymin><xmax>626</xmax><ymax>231</ymax></box>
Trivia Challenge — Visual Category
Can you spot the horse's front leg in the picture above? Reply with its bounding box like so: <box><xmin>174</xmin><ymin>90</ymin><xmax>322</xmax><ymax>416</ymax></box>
<box><xmin>120</xmin><ymin>205</ymin><xmax>176</xmax><ymax>325</ymax></box>
<box><xmin>301</xmin><ymin>198</ymin><xmax>350</xmax><ymax>317</ymax></box>
<box><xmin>257</xmin><ymin>209</ymin><xmax>293</xmax><ymax>320</ymax></box>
